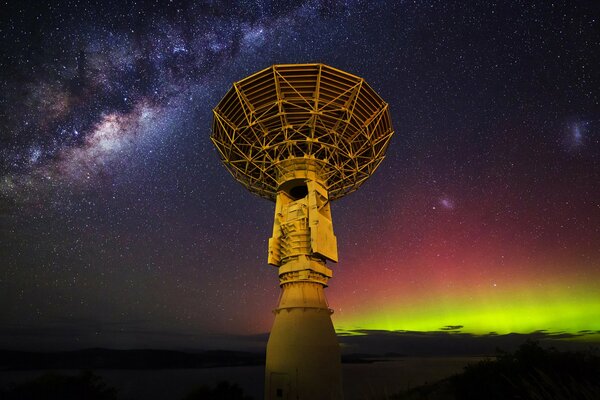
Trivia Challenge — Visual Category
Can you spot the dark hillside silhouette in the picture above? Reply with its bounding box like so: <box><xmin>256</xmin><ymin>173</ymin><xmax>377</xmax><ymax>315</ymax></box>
<box><xmin>392</xmin><ymin>341</ymin><xmax>600</xmax><ymax>400</ymax></box>
<box><xmin>0</xmin><ymin>349</ymin><xmax>264</xmax><ymax>370</ymax></box>
<box><xmin>0</xmin><ymin>371</ymin><xmax>117</xmax><ymax>400</ymax></box>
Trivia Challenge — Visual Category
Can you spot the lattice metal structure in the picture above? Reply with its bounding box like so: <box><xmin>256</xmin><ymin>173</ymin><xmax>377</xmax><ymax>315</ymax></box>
<box><xmin>211</xmin><ymin>63</ymin><xmax>393</xmax><ymax>201</ymax></box>
<box><xmin>211</xmin><ymin>64</ymin><xmax>394</xmax><ymax>400</ymax></box>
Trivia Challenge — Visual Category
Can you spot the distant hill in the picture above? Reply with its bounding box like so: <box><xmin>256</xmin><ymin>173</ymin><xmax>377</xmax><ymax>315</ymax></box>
<box><xmin>0</xmin><ymin>348</ymin><xmax>265</xmax><ymax>370</ymax></box>
<box><xmin>0</xmin><ymin>349</ymin><xmax>384</xmax><ymax>370</ymax></box>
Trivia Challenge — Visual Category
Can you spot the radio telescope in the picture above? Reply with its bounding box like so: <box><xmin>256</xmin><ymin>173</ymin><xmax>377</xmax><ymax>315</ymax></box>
<box><xmin>211</xmin><ymin>64</ymin><xmax>393</xmax><ymax>400</ymax></box>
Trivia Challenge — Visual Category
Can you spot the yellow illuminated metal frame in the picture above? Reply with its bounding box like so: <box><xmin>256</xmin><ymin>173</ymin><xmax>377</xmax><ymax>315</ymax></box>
<box><xmin>211</xmin><ymin>63</ymin><xmax>394</xmax><ymax>201</ymax></box>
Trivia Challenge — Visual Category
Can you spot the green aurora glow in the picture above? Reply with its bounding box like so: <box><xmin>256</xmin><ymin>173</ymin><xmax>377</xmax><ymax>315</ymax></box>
<box><xmin>335</xmin><ymin>282</ymin><xmax>600</xmax><ymax>340</ymax></box>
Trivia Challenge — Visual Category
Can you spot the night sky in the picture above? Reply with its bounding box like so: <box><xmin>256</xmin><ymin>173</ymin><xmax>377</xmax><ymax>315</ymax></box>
<box><xmin>1</xmin><ymin>1</ymin><xmax>599</xmax><ymax>352</ymax></box>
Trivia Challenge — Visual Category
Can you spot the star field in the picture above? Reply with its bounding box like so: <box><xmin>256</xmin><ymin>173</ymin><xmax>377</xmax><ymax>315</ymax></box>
<box><xmin>1</xmin><ymin>0</ymin><xmax>599</xmax><ymax>350</ymax></box>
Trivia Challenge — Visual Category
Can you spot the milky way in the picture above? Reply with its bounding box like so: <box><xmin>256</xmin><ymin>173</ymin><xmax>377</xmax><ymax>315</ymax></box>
<box><xmin>1</xmin><ymin>1</ymin><xmax>599</xmax><ymax>352</ymax></box>
<box><xmin>1</xmin><ymin>1</ymin><xmax>342</xmax><ymax>199</ymax></box>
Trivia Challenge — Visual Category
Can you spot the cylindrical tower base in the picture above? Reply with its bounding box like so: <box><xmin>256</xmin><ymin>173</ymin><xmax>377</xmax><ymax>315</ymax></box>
<box><xmin>265</xmin><ymin>281</ymin><xmax>342</xmax><ymax>400</ymax></box>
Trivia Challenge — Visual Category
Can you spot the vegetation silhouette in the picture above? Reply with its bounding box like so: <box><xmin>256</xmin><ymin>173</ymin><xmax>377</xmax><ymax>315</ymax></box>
<box><xmin>182</xmin><ymin>381</ymin><xmax>253</xmax><ymax>400</ymax></box>
<box><xmin>0</xmin><ymin>370</ymin><xmax>117</xmax><ymax>400</ymax></box>
<box><xmin>390</xmin><ymin>340</ymin><xmax>600</xmax><ymax>400</ymax></box>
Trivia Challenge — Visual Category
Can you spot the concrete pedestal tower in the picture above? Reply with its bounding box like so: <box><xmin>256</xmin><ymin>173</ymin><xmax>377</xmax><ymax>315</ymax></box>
<box><xmin>265</xmin><ymin>159</ymin><xmax>341</xmax><ymax>400</ymax></box>
<box><xmin>211</xmin><ymin>64</ymin><xmax>394</xmax><ymax>400</ymax></box>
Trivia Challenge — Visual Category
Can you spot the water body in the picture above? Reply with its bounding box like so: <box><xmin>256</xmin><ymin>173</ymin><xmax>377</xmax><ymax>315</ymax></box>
<box><xmin>0</xmin><ymin>357</ymin><xmax>487</xmax><ymax>399</ymax></box>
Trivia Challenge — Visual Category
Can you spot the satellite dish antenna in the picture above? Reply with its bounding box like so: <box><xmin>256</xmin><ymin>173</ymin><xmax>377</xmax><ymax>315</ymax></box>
<box><xmin>212</xmin><ymin>64</ymin><xmax>394</xmax><ymax>400</ymax></box>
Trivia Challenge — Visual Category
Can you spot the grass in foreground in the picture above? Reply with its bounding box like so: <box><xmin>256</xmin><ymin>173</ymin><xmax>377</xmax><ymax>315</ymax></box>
<box><xmin>389</xmin><ymin>341</ymin><xmax>600</xmax><ymax>400</ymax></box>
